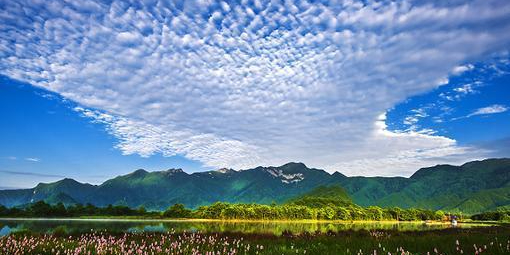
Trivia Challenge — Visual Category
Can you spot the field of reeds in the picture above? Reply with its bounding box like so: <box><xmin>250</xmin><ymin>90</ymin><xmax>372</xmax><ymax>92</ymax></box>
<box><xmin>1</xmin><ymin>226</ymin><xmax>510</xmax><ymax>255</ymax></box>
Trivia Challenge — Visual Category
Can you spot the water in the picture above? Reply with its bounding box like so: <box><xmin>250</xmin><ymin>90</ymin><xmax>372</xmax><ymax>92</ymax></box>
<box><xmin>0</xmin><ymin>218</ymin><xmax>492</xmax><ymax>236</ymax></box>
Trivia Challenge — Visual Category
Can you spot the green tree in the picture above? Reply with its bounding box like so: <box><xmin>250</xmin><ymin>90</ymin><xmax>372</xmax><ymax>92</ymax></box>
<box><xmin>163</xmin><ymin>203</ymin><xmax>191</xmax><ymax>218</ymax></box>
<box><xmin>29</xmin><ymin>201</ymin><xmax>52</xmax><ymax>216</ymax></box>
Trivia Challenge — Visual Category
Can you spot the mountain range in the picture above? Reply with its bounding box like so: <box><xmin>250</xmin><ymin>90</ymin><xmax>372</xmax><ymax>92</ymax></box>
<box><xmin>1</xmin><ymin>158</ymin><xmax>510</xmax><ymax>214</ymax></box>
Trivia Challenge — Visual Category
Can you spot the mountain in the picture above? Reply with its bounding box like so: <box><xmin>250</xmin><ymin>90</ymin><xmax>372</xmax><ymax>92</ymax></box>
<box><xmin>286</xmin><ymin>185</ymin><xmax>352</xmax><ymax>208</ymax></box>
<box><xmin>86</xmin><ymin>163</ymin><xmax>332</xmax><ymax>209</ymax></box>
<box><xmin>1</xmin><ymin>159</ymin><xmax>510</xmax><ymax>214</ymax></box>
<box><xmin>0</xmin><ymin>178</ymin><xmax>96</xmax><ymax>208</ymax></box>
<box><xmin>44</xmin><ymin>192</ymin><xmax>78</xmax><ymax>206</ymax></box>
<box><xmin>332</xmin><ymin>158</ymin><xmax>510</xmax><ymax>213</ymax></box>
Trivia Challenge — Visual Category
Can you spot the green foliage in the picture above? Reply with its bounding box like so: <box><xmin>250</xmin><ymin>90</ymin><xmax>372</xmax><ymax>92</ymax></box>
<box><xmin>163</xmin><ymin>203</ymin><xmax>191</xmax><ymax>218</ymax></box>
<box><xmin>286</xmin><ymin>185</ymin><xmax>352</xmax><ymax>208</ymax></box>
<box><xmin>0</xmin><ymin>199</ymin><xmax>446</xmax><ymax>222</ymax></box>
<box><xmin>471</xmin><ymin>210</ymin><xmax>510</xmax><ymax>221</ymax></box>
<box><xmin>188</xmin><ymin>202</ymin><xmax>443</xmax><ymax>221</ymax></box>
<box><xmin>0</xmin><ymin>201</ymin><xmax>159</xmax><ymax>218</ymax></box>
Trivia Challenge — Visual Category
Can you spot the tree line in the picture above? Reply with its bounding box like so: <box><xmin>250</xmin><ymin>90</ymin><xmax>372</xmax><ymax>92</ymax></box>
<box><xmin>0</xmin><ymin>201</ymin><xmax>157</xmax><ymax>218</ymax></box>
<box><xmin>164</xmin><ymin>202</ymin><xmax>446</xmax><ymax>221</ymax></box>
<box><xmin>0</xmin><ymin>201</ymin><xmax>447</xmax><ymax>221</ymax></box>
<box><xmin>471</xmin><ymin>210</ymin><xmax>510</xmax><ymax>221</ymax></box>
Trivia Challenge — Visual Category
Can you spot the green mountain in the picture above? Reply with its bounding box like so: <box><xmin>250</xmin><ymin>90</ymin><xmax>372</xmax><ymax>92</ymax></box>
<box><xmin>44</xmin><ymin>192</ymin><xmax>78</xmax><ymax>206</ymax></box>
<box><xmin>1</xmin><ymin>159</ymin><xmax>510</xmax><ymax>214</ymax></box>
<box><xmin>0</xmin><ymin>178</ymin><xmax>95</xmax><ymax>208</ymax></box>
<box><xmin>286</xmin><ymin>185</ymin><xmax>352</xmax><ymax>207</ymax></box>
<box><xmin>332</xmin><ymin>158</ymin><xmax>510</xmax><ymax>213</ymax></box>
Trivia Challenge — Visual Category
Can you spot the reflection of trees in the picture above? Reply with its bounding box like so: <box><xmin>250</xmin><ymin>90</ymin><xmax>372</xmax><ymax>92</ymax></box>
<box><xmin>0</xmin><ymin>220</ymin><xmax>465</xmax><ymax>235</ymax></box>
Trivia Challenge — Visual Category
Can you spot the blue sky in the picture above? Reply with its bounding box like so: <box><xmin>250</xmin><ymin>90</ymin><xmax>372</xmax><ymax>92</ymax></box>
<box><xmin>0</xmin><ymin>77</ymin><xmax>205</xmax><ymax>188</ymax></box>
<box><xmin>386</xmin><ymin>59</ymin><xmax>510</xmax><ymax>145</ymax></box>
<box><xmin>1</xmin><ymin>0</ymin><xmax>510</xmax><ymax>188</ymax></box>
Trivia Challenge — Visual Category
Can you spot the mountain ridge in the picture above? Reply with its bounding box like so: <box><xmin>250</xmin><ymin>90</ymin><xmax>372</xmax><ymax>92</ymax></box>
<box><xmin>1</xmin><ymin>158</ymin><xmax>509</xmax><ymax>214</ymax></box>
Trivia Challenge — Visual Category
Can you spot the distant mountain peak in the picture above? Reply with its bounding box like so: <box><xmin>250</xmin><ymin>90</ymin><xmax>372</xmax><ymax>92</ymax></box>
<box><xmin>131</xmin><ymin>169</ymin><xmax>149</xmax><ymax>177</ymax></box>
<box><xmin>35</xmin><ymin>177</ymin><xmax>80</xmax><ymax>188</ymax></box>
<box><xmin>264</xmin><ymin>167</ymin><xmax>305</xmax><ymax>184</ymax></box>
<box><xmin>281</xmin><ymin>162</ymin><xmax>307</xmax><ymax>168</ymax></box>
<box><xmin>215</xmin><ymin>168</ymin><xmax>235</xmax><ymax>174</ymax></box>
<box><xmin>332</xmin><ymin>172</ymin><xmax>347</xmax><ymax>178</ymax></box>
<box><xmin>60</xmin><ymin>177</ymin><xmax>75</xmax><ymax>181</ymax></box>
<box><xmin>410</xmin><ymin>164</ymin><xmax>461</xmax><ymax>179</ymax></box>
<box><xmin>165</xmin><ymin>168</ymin><xmax>185</xmax><ymax>174</ymax></box>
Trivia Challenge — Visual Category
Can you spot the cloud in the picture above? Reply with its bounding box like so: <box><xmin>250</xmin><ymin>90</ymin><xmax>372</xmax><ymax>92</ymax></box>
<box><xmin>327</xmin><ymin>113</ymin><xmax>485</xmax><ymax>176</ymax></box>
<box><xmin>24</xmin><ymin>157</ymin><xmax>40</xmax><ymax>162</ymax></box>
<box><xmin>453</xmin><ymin>84</ymin><xmax>477</xmax><ymax>95</ymax></box>
<box><xmin>73</xmin><ymin>107</ymin><xmax>263</xmax><ymax>168</ymax></box>
<box><xmin>5</xmin><ymin>156</ymin><xmax>17</xmax><ymax>160</ymax></box>
<box><xmin>467</xmin><ymin>105</ymin><xmax>509</xmax><ymax>117</ymax></box>
<box><xmin>0</xmin><ymin>170</ymin><xmax>63</xmax><ymax>178</ymax></box>
<box><xmin>451</xmin><ymin>104</ymin><xmax>508</xmax><ymax>121</ymax></box>
<box><xmin>401</xmin><ymin>107</ymin><xmax>431</xmax><ymax>132</ymax></box>
<box><xmin>452</xmin><ymin>64</ymin><xmax>474</xmax><ymax>75</ymax></box>
<box><xmin>1</xmin><ymin>0</ymin><xmax>509</xmax><ymax>176</ymax></box>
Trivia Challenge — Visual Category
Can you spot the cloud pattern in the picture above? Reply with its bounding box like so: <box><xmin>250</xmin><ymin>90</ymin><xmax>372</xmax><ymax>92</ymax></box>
<box><xmin>1</xmin><ymin>0</ymin><xmax>510</xmax><ymax>176</ymax></box>
<box><xmin>467</xmin><ymin>105</ymin><xmax>508</xmax><ymax>118</ymax></box>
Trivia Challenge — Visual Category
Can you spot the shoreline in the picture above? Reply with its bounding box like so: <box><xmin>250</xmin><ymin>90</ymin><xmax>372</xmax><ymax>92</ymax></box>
<box><xmin>0</xmin><ymin>217</ymin><xmax>479</xmax><ymax>225</ymax></box>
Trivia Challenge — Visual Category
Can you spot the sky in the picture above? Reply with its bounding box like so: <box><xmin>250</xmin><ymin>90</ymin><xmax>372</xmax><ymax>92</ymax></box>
<box><xmin>0</xmin><ymin>0</ymin><xmax>509</xmax><ymax>188</ymax></box>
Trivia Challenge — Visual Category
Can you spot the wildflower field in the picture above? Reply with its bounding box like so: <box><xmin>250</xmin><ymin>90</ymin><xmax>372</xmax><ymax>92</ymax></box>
<box><xmin>1</xmin><ymin>227</ymin><xmax>509</xmax><ymax>255</ymax></box>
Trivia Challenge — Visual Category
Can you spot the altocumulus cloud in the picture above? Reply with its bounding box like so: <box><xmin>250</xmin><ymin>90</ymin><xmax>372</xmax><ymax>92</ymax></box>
<box><xmin>1</xmin><ymin>0</ymin><xmax>509</xmax><ymax>176</ymax></box>
<box><xmin>467</xmin><ymin>105</ymin><xmax>508</xmax><ymax>118</ymax></box>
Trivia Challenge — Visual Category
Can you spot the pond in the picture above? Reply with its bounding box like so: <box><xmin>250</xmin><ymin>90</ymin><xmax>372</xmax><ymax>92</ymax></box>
<box><xmin>0</xmin><ymin>218</ymin><xmax>493</xmax><ymax>236</ymax></box>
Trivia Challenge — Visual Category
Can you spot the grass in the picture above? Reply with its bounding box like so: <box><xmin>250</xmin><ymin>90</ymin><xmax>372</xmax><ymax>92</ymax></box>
<box><xmin>1</xmin><ymin>226</ymin><xmax>509</xmax><ymax>255</ymax></box>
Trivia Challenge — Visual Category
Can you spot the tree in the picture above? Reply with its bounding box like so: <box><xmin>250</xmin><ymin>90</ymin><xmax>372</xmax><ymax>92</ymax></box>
<box><xmin>366</xmin><ymin>206</ymin><xmax>383</xmax><ymax>220</ymax></box>
<box><xmin>29</xmin><ymin>201</ymin><xmax>52</xmax><ymax>216</ymax></box>
<box><xmin>53</xmin><ymin>202</ymin><xmax>67</xmax><ymax>216</ymax></box>
<box><xmin>163</xmin><ymin>203</ymin><xmax>191</xmax><ymax>218</ymax></box>
<box><xmin>0</xmin><ymin>205</ymin><xmax>8</xmax><ymax>216</ymax></box>
<box><xmin>335</xmin><ymin>207</ymin><xmax>351</xmax><ymax>220</ymax></box>
<box><xmin>137</xmin><ymin>206</ymin><xmax>147</xmax><ymax>215</ymax></box>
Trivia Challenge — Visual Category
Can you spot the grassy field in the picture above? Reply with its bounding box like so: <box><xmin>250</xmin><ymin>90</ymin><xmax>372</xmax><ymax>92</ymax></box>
<box><xmin>1</xmin><ymin>226</ymin><xmax>509</xmax><ymax>255</ymax></box>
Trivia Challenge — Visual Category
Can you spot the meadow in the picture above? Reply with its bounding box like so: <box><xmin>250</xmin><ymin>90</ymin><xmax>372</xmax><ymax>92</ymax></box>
<box><xmin>1</xmin><ymin>226</ymin><xmax>509</xmax><ymax>255</ymax></box>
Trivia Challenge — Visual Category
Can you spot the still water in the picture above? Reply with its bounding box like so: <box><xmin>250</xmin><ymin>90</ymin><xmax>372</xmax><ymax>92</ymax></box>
<box><xmin>0</xmin><ymin>218</ymin><xmax>491</xmax><ymax>236</ymax></box>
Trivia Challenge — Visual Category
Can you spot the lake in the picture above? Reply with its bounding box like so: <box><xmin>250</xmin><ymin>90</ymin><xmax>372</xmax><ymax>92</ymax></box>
<box><xmin>0</xmin><ymin>218</ymin><xmax>492</xmax><ymax>236</ymax></box>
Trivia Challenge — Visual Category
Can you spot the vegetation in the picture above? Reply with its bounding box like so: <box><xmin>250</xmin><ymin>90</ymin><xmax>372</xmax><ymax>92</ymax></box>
<box><xmin>471</xmin><ymin>210</ymin><xmax>510</xmax><ymax>221</ymax></box>
<box><xmin>1</xmin><ymin>227</ymin><xmax>509</xmax><ymax>255</ymax></box>
<box><xmin>162</xmin><ymin>186</ymin><xmax>447</xmax><ymax>221</ymax></box>
<box><xmin>0</xmin><ymin>186</ymin><xmax>450</xmax><ymax>221</ymax></box>
<box><xmin>187</xmin><ymin>202</ymin><xmax>446</xmax><ymax>221</ymax></box>
<box><xmin>285</xmin><ymin>185</ymin><xmax>352</xmax><ymax>207</ymax></box>
<box><xmin>0</xmin><ymin>201</ymin><xmax>158</xmax><ymax>218</ymax></box>
<box><xmin>0</xmin><ymin>200</ymin><xmax>447</xmax><ymax>221</ymax></box>
<box><xmin>162</xmin><ymin>203</ymin><xmax>192</xmax><ymax>218</ymax></box>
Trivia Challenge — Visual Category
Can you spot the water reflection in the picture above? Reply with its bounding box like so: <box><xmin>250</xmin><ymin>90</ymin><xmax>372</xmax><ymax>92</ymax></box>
<box><xmin>0</xmin><ymin>219</ymin><xmax>491</xmax><ymax>236</ymax></box>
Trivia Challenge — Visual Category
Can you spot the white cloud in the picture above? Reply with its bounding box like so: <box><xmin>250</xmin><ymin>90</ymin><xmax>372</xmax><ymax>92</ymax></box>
<box><xmin>73</xmin><ymin>107</ymin><xmax>263</xmax><ymax>168</ymax></box>
<box><xmin>402</xmin><ymin>107</ymin><xmax>431</xmax><ymax>132</ymax></box>
<box><xmin>467</xmin><ymin>105</ymin><xmax>509</xmax><ymax>117</ymax></box>
<box><xmin>451</xmin><ymin>104</ymin><xmax>508</xmax><ymax>120</ymax></box>
<box><xmin>452</xmin><ymin>64</ymin><xmax>474</xmax><ymax>75</ymax></box>
<box><xmin>453</xmin><ymin>84</ymin><xmax>476</xmax><ymax>95</ymax></box>
<box><xmin>1</xmin><ymin>0</ymin><xmax>509</xmax><ymax>176</ymax></box>
<box><xmin>24</xmin><ymin>158</ymin><xmax>40</xmax><ymax>162</ymax></box>
<box><xmin>327</xmin><ymin>113</ymin><xmax>484</xmax><ymax>176</ymax></box>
